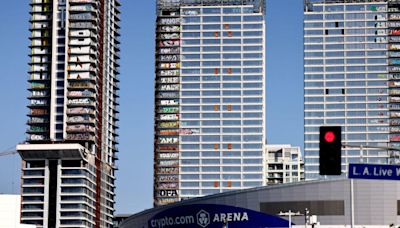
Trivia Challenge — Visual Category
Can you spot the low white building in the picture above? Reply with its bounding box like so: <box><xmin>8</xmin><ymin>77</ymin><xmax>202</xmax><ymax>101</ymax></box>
<box><xmin>265</xmin><ymin>144</ymin><xmax>305</xmax><ymax>185</ymax></box>
<box><xmin>0</xmin><ymin>194</ymin><xmax>36</xmax><ymax>228</ymax></box>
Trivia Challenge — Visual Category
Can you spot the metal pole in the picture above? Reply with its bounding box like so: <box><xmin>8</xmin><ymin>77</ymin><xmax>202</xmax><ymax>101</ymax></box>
<box><xmin>289</xmin><ymin>210</ymin><xmax>292</xmax><ymax>228</ymax></box>
<box><xmin>350</xmin><ymin>179</ymin><xmax>355</xmax><ymax>228</ymax></box>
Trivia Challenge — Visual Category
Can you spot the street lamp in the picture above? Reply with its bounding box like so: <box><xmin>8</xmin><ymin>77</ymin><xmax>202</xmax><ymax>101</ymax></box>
<box><xmin>279</xmin><ymin>210</ymin><xmax>302</xmax><ymax>228</ymax></box>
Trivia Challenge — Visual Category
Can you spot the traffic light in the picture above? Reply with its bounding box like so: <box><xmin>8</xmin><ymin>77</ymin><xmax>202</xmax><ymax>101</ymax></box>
<box><xmin>319</xmin><ymin>126</ymin><xmax>341</xmax><ymax>175</ymax></box>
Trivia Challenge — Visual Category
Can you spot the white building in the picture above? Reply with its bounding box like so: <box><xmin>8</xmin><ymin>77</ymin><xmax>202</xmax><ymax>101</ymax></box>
<box><xmin>0</xmin><ymin>194</ymin><xmax>36</xmax><ymax>228</ymax></box>
<box><xmin>154</xmin><ymin>0</ymin><xmax>266</xmax><ymax>206</ymax></box>
<box><xmin>303</xmin><ymin>0</ymin><xmax>396</xmax><ymax>180</ymax></box>
<box><xmin>265</xmin><ymin>145</ymin><xmax>305</xmax><ymax>185</ymax></box>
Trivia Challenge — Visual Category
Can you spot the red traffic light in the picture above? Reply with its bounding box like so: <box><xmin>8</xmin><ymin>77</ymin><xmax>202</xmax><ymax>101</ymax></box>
<box><xmin>324</xmin><ymin>131</ymin><xmax>335</xmax><ymax>143</ymax></box>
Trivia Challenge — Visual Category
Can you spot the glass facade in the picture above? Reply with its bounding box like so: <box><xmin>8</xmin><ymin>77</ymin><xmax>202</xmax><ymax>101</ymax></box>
<box><xmin>155</xmin><ymin>0</ymin><xmax>265</xmax><ymax>206</ymax></box>
<box><xmin>303</xmin><ymin>0</ymin><xmax>398</xmax><ymax>180</ymax></box>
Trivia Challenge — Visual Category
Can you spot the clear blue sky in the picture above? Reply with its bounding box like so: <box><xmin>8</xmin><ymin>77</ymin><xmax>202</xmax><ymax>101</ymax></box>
<box><xmin>0</xmin><ymin>0</ymin><xmax>304</xmax><ymax>214</ymax></box>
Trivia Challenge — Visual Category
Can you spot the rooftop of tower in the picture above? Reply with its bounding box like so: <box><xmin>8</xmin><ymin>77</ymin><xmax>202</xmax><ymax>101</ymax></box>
<box><xmin>157</xmin><ymin>0</ymin><xmax>265</xmax><ymax>13</ymax></box>
<box><xmin>305</xmin><ymin>0</ymin><xmax>387</xmax><ymax>3</ymax></box>
<box><xmin>304</xmin><ymin>0</ymin><xmax>389</xmax><ymax>12</ymax></box>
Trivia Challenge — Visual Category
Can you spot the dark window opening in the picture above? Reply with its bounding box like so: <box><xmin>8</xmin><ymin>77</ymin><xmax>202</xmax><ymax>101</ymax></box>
<box><xmin>56</xmin><ymin>81</ymin><xmax>64</xmax><ymax>87</ymax></box>
<box><xmin>57</xmin><ymin>55</ymin><xmax>65</xmax><ymax>61</ymax></box>
<box><xmin>260</xmin><ymin>201</ymin><xmax>345</xmax><ymax>216</ymax></box>
<box><xmin>62</xmin><ymin>160</ymin><xmax>81</xmax><ymax>168</ymax></box>
<box><xmin>57</xmin><ymin>47</ymin><xmax>65</xmax><ymax>53</ymax></box>
<box><xmin>26</xmin><ymin>160</ymin><xmax>45</xmax><ymax>168</ymax></box>
<box><xmin>48</xmin><ymin>160</ymin><xmax>58</xmax><ymax>228</ymax></box>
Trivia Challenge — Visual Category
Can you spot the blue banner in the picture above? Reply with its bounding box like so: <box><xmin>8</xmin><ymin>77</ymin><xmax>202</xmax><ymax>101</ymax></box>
<box><xmin>349</xmin><ymin>163</ymin><xmax>400</xmax><ymax>180</ymax></box>
<box><xmin>148</xmin><ymin>204</ymin><xmax>290</xmax><ymax>228</ymax></box>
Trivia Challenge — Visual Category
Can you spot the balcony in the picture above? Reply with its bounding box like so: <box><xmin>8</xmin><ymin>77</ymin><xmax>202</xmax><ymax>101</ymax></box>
<box><xmin>29</xmin><ymin>65</ymin><xmax>50</xmax><ymax>73</ymax></box>
<box><xmin>67</xmin><ymin>115</ymin><xmax>95</xmax><ymax>124</ymax></box>
<box><xmin>67</xmin><ymin>98</ymin><xmax>95</xmax><ymax>107</ymax></box>
<box><xmin>30</xmin><ymin>48</ymin><xmax>51</xmax><ymax>56</ymax></box>
<box><xmin>69</xmin><ymin>38</ymin><xmax>94</xmax><ymax>46</ymax></box>
<box><xmin>31</xmin><ymin>56</ymin><xmax>50</xmax><ymax>65</ymax></box>
<box><xmin>158</xmin><ymin>25</ymin><xmax>180</xmax><ymax>33</ymax></box>
<box><xmin>70</xmin><ymin>0</ymin><xmax>97</xmax><ymax>3</ymax></box>
<box><xmin>28</xmin><ymin>108</ymin><xmax>49</xmax><ymax>116</ymax></box>
<box><xmin>68</xmin><ymin>64</ymin><xmax>96</xmax><ymax>73</ymax></box>
<box><xmin>66</xmin><ymin>133</ymin><xmax>95</xmax><ymax>141</ymax></box>
<box><xmin>27</xmin><ymin>135</ymin><xmax>49</xmax><ymax>142</ymax></box>
<box><xmin>27</xmin><ymin>117</ymin><xmax>49</xmax><ymax>125</ymax></box>
<box><xmin>390</xmin><ymin>135</ymin><xmax>400</xmax><ymax>142</ymax></box>
<box><xmin>29</xmin><ymin>84</ymin><xmax>50</xmax><ymax>91</ymax></box>
<box><xmin>69</xmin><ymin>55</ymin><xmax>94</xmax><ymax>63</ymax></box>
<box><xmin>68</xmin><ymin>82</ymin><xmax>96</xmax><ymax>90</ymax></box>
<box><xmin>69</xmin><ymin>29</ymin><xmax>96</xmax><ymax>38</ymax></box>
<box><xmin>158</xmin><ymin>33</ymin><xmax>180</xmax><ymax>40</ymax></box>
<box><xmin>389</xmin><ymin>81</ymin><xmax>400</xmax><ymax>88</ymax></box>
<box><xmin>67</xmin><ymin>107</ymin><xmax>95</xmax><ymax>115</ymax></box>
<box><xmin>70</xmin><ymin>22</ymin><xmax>97</xmax><ymax>30</ymax></box>
<box><xmin>31</xmin><ymin>6</ymin><xmax>52</xmax><ymax>14</ymax></box>
<box><xmin>30</xmin><ymin>0</ymin><xmax>52</xmax><ymax>4</ymax></box>
<box><xmin>27</xmin><ymin>103</ymin><xmax>49</xmax><ymax>108</ymax></box>
<box><xmin>67</xmin><ymin>90</ymin><xmax>95</xmax><ymax>98</ymax></box>
<box><xmin>69</xmin><ymin>47</ymin><xmax>98</xmax><ymax>57</ymax></box>
<box><xmin>30</xmin><ymin>23</ymin><xmax>51</xmax><ymax>31</ymax></box>
<box><xmin>28</xmin><ymin>91</ymin><xmax>49</xmax><ymax>99</ymax></box>
<box><xmin>390</xmin><ymin>104</ymin><xmax>400</xmax><ymax>110</ymax></box>
<box><xmin>390</xmin><ymin>127</ymin><xmax>400</xmax><ymax>133</ymax></box>
<box><xmin>30</xmin><ymin>30</ymin><xmax>50</xmax><ymax>39</ymax></box>
<box><xmin>158</xmin><ymin>55</ymin><xmax>180</xmax><ymax>62</ymax></box>
<box><xmin>157</xmin><ymin>18</ymin><xmax>181</xmax><ymax>25</ymax></box>
<box><xmin>70</xmin><ymin>13</ymin><xmax>96</xmax><ymax>21</ymax></box>
<box><xmin>390</xmin><ymin>97</ymin><xmax>400</xmax><ymax>103</ymax></box>
<box><xmin>156</xmin><ymin>182</ymin><xmax>179</xmax><ymax>190</ymax></box>
<box><xmin>390</xmin><ymin>120</ymin><xmax>400</xmax><ymax>126</ymax></box>
<box><xmin>27</xmin><ymin>126</ymin><xmax>49</xmax><ymax>134</ymax></box>
<box><xmin>70</xmin><ymin>5</ymin><xmax>97</xmax><ymax>13</ymax></box>
<box><xmin>30</xmin><ymin>14</ymin><xmax>50</xmax><ymax>22</ymax></box>
<box><xmin>68</xmin><ymin>72</ymin><xmax>96</xmax><ymax>81</ymax></box>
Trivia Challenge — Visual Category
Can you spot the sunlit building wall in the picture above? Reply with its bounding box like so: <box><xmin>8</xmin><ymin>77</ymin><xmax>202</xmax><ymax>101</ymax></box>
<box><xmin>154</xmin><ymin>0</ymin><xmax>266</xmax><ymax>206</ymax></box>
<box><xmin>303</xmin><ymin>0</ymin><xmax>400</xmax><ymax>180</ymax></box>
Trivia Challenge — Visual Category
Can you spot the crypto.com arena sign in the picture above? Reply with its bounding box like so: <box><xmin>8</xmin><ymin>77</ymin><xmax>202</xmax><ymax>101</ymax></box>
<box><xmin>148</xmin><ymin>204</ymin><xmax>290</xmax><ymax>228</ymax></box>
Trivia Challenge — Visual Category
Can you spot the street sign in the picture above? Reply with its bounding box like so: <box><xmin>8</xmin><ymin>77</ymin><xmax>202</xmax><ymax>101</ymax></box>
<box><xmin>349</xmin><ymin>163</ymin><xmax>400</xmax><ymax>180</ymax></box>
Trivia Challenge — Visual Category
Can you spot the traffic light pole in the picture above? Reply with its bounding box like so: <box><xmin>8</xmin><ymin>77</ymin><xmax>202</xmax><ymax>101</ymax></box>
<box><xmin>342</xmin><ymin>143</ymin><xmax>400</xmax><ymax>151</ymax></box>
<box><xmin>342</xmin><ymin>143</ymin><xmax>400</xmax><ymax>163</ymax></box>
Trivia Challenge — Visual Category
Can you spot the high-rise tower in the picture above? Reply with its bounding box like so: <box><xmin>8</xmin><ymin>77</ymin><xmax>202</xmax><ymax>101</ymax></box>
<box><xmin>17</xmin><ymin>0</ymin><xmax>120</xmax><ymax>227</ymax></box>
<box><xmin>303</xmin><ymin>0</ymin><xmax>400</xmax><ymax>180</ymax></box>
<box><xmin>154</xmin><ymin>0</ymin><xmax>266</xmax><ymax>206</ymax></box>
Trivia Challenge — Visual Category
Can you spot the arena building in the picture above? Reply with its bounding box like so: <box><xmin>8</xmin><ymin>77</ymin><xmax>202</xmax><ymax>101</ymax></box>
<box><xmin>120</xmin><ymin>179</ymin><xmax>400</xmax><ymax>228</ymax></box>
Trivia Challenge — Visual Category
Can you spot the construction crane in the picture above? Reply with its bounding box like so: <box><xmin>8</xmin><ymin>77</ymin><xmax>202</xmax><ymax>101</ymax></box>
<box><xmin>0</xmin><ymin>150</ymin><xmax>18</xmax><ymax>157</ymax></box>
